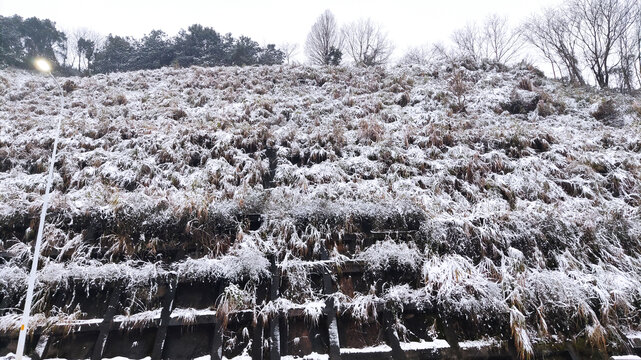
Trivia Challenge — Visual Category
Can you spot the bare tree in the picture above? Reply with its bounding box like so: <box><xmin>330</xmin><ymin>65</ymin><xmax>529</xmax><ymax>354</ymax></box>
<box><xmin>614</xmin><ymin>6</ymin><xmax>641</xmax><ymax>89</ymax></box>
<box><xmin>341</xmin><ymin>18</ymin><xmax>393</xmax><ymax>66</ymax></box>
<box><xmin>635</xmin><ymin>15</ymin><xmax>641</xmax><ymax>87</ymax></box>
<box><xmin>614</xmin><ymin>26</ymin><xmax>637</xmax><ymax>91</ymax></box>
<box><xmin>523</xmin><ymin>31</ymin><xmax>561</xmax><ymax>79</ymax></box>
<box><xmin>431</xmin><ymin>42</ymin><xmax>454</xmax><ymax>62</ymax></box>
<box><xmin>305</xmin><ymin>10</ymin><xmax>341</xmax><ymax>65</ymax></box>
<box><xmin>452</xmin><ymin>22</ymin><xmax>485</xmax><ymax>61</ymax></box>
<box><xmin>523</xmin><ymin>0</ymin><xmax>641</xmax><ymax>89</ymax></box>
<box><xmin>280</xmin><ymin>42</ymin><xmax>299</xmax><ymax>64</ymax></box>
<box><xmin>67</xmin><ymin>28</ymin><xmax>103</xmax><ymax>71</ymax></box>
<box><xmin>398</xmin><ymin>44</ymin><xmax>434</xmax><ymax>66</ymax></box>
<box><xmin>570</xmin><ymin>0</ymin><xmax>640</xmax><ymax>88</ymax></box>
<box><xmin>448</xmin><ymin>71</ymin><xmax>469</xmax><ymax>113</ymax></box>
<box><xmin>452</xmin><ymin>15</ymin><xmax>523</xmax><ymax>64</ymax></box>
<box><xmin>484</xmin><ymin>14</ymin><xmax>523</xmax><ymax>63</ymax></box>
<box><xmin>522</xmin><ymin>10</ymin><xmax>586</xmax><ymax>85</ymax></box>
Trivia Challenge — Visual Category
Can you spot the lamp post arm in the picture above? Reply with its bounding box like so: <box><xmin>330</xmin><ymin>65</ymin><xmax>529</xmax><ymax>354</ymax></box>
<box><xmin>15</xmin><ymin>73</ymin><xmax>64</xmax><ymax>360</ymax></box>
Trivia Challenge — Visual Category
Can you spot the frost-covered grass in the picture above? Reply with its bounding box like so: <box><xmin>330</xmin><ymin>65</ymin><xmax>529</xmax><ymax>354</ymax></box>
<box><xmin>356</xmin><ymin>240</ymin><xmax>421</xmax><ymax>272</ymax></box>
<box><xmin>1</xmin><ymin>62</ymin><xmax>640</xmax><ymax>355</ymax></box>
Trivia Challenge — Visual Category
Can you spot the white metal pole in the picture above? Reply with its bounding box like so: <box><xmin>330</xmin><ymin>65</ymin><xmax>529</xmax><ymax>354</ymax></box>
<box><xmin>16</xmin><ymin>72</ymin><xmax>64</xmax><ymax>360</ymax></box>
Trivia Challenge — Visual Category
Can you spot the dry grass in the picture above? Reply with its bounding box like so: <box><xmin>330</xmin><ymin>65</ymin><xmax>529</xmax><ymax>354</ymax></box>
<box><xmin>0</xmin><ymin>63</ymin><xmax>639</xmax><ymax>354</ymax></box>
<box><xmin>448</xmin><ymin>71</ymin><xmax>469</xmax><ymax>113</ymax></box>
<box><xmin>592</xmin><ymin>99</ymin><xmax>617</xmax><ymax>120</ymax></box>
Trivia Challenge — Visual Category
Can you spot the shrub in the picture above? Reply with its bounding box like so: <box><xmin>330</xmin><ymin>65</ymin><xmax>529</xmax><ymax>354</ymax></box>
<box><xmin>102</xmin><ymin>94</ymin><xmax>127</xmax><ymax>106</ymax></box>
<box><xmin>536</xmin><ymin>100</ymin><xmax>554</xmax><ymax>117</ymax></box>
<box><xmin>170</xmin><ymin>108</ymin><xmax>187</xmax><ymax>120</ymax></box>
<box><xmin>539</xmin><ymin>92</ymin><xmax>566</xmax><ymax>115</ymax></box>
<box><xmin>501</xmin><ymin>89</ymin><xmax>540</xmax><ymax>115</ymax></box>
<box><xmin>395</xmin><ymin>92</ymin><xmax>410</xmax><ymax>107</ymax></box>
<box><xmin>459</xmin><ymin>57</ymin><xmax>479</xmax><ymax>71</ymax></box>
<box><xmin>62</xmin><ymin>80</ymin><xmax>77</xmax><ymax>93</ymax></box>
<box><xmin>530</xmin><ymin>136</ymin><xmax>551</xmax><ymax>152</ymax></box>
<box><xmin>116</xmin><ymin>94</ymin><xmax>127</xmax><ymax>105</ymax></box>
<box><xmin>188</xmin><ymin>94</ymin><xmax>207</xmax><ymax>107</ymax></box>
<box><xmin>517</xmin><ymin>78</ymin><xmax>533</xmax><ymax>91</ymax></box>
<box><xmin>0</xmin><ymin>75</ymin><xmax>9</xmax><ymax>89</ymax></box>
<box><xmin>517</xmin><ymin>60</ymin><xmax>545</xmax><ymax>78</ymax></box>
<box><xmin>358</xmin><ymin>118</ymin><xmax>383</xmax><ymax>143</ymax></box>
<box><xmin>8</xmin><ymin>91</ymin><xmax>28</xmax><ymax>101</ymax></box>
<box><xmin>630</xmin><ymin>102</ymin><xmax>641</xmax><ymax>119</ymax></box>
<box><xmin>448</xmin><ymin>71</ymin><xmax>468</xmax><ymax>113</ymax></box>
<box><xmin>260</xmin><ymin>101</ymin><xmax>273</xmax><ymax>113</ymax></box>
<box><xmin>591</xmin><ymin>99</ymin><xmax>617</xmax><ymax>121</ymax></box>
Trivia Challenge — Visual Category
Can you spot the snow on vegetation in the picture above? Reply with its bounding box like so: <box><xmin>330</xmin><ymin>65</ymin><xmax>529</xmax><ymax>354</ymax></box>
<box><xmin>356</xmin><ymin>239</ymin><xmax>421</xmax><ymax>272</ymax></box>
<box><xmin>0</xmin><ymin>61</ymin><xmax>641</xmax><ymax>356</ymax></box>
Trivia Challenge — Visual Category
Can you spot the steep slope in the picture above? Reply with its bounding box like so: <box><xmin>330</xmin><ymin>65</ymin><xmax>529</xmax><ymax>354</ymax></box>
<box><xmin>0</xmin><ymin>62</ymin><xmax>640</xmax><ymax>359</ymax></box>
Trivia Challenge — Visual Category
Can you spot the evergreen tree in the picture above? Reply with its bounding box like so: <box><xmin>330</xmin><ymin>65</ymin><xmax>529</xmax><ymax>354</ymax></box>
<box><xmin>0</xmin><ymin>16</ymin><xmax>25</xmax><ymax>67</ymax></box>
<box><xmin>132</xmin><ymin>30</ymin><xmax>174</xmax><ymax>70</ymax></box>
<box><xmin>21</xmin><ymin>17</ymin><xmax>67</xmax><ymax>65</ymax></box>
<box><xmin>231</xmin><ymin>36</ymin><xmax>260</xmax><ymax>65</ymax></box>
<box><xmin>220</xmin><ymin>33</ymin><xmax>236</xmax><ymax>65</ymax></box>
<box><xmin>326</xmin><ymin>46</ymin><xmax>342</xmax><ymax>66</ymax></box>
<box><xmin>258</xmin><ymin>44</ymin><xmax>285</xmax><ymax>65</ymax></box>
<box><xmin>93</xmin><ymin>34</ymin><xmax>135</xmax><ymax>73</ymax></box>
<box><xmin>0</xmin><ymin>15</ymin><xmax>65</xmax><ymax>68</ymax></box>
<box><xmin>77</xmin><ymin>37</ymin><xmax>95</xmax><ymax>72</ymax></box>
<box><xmin>0</xmin><ymin>15</ymin><xmax>285</xmax><ymax>73</ymax></box>
<box><xmin>174</xmin><ymin>24</ymin><xmax>224</xmax><ymax>66</ymax></box>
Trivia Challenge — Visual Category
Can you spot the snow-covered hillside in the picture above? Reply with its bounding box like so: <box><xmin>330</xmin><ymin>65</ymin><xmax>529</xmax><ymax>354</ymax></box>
<box><xmin>0</xmin><ymin>62</ymin><xmax>640</xmax><ymax>358</ymax></box>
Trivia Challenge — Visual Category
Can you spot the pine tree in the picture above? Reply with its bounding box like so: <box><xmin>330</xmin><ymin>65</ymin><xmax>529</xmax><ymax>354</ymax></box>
<box><xmin>326</xmin><ymin>46</ymin><xmax>342</xmax><ymax>66</ymax></box>
<box><xmin>231</xmin><ymin>36</ymin><xmax>260</xmax><ymax>65</ymax></box>
<box><xmin>93</xmin><ymin>35</ymin><xmax>135</xmax><ymax>73</ymax></box>
<box><xmin>77</xmin><ymin>37</ymin><xmax>95</xmax><ymax>72</ymax></box>
<box><xmin>0</xmin><ymin>16</ymin><xmax>25</xmax><ymax>67</ymax></box>
<box><xmin>132</xmin><ymin>30</ymin><xmax>174</xmax><ymax>70</ymax></box>
<box><xmin>258</xmin><ymin>44</ymin><xmax>285</xmax><ymax>65</ymax></box>
<box><xmin>0</xmin><ymin>15</ymin><xmax>65</xmax><ymax>68</ymax></box>
<box><xmin>174</xmin><ymin>24</ymin><xmax>224</xmax><ymax>67</ymax></box>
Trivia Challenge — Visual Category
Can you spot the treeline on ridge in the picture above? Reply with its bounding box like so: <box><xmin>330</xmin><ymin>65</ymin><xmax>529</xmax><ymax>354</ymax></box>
<box><xmin>0</xmin><ymin>15</ymin><xmax>285</xmax><ymax>74</ymax></box>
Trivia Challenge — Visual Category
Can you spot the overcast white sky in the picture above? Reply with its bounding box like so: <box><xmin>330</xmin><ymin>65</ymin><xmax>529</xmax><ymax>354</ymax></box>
<box><xmin>0</xmin><ymin>0</ymin><xmax>563</xmax><ymax>63</ymax></box>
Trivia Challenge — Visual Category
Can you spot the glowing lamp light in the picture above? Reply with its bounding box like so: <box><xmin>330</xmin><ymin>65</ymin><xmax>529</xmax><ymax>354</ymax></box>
<box><xmin>34</xmin><ymin>58</ymin><xmax>52</xmax><ymax>73</ymax></box>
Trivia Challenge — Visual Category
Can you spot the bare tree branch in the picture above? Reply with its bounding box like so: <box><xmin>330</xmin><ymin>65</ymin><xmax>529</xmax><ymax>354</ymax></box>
<box><xmin>452</xmin><ymin>22</ymin><xmax>485</xmax><ymax>61</ymax></box>
<box><xmin>280</xmin><ymin>43</ymin><xmax>299</xmax><ymax>64</ymax></box>
<box><xmin>522</xmin><ymin>9</ymin><xmax>586</xmax><ymax>85</ymax></box>
<box><xmin>452</xmin><ymin>15</ymin><xmax>524</xmax><ymax>64</ymax></box>
<box><xmin>398</xmin><ymin>44</ymin><xmax>434</xmax><ymax>66</ymax></box>
<box><xmin>341</xmin><ymin>18</ymin><xmax>393</xmax><ymax>66</ymax></box>
<box><xmin>67</xmin><ymin>28</ymin><xmax>103</xmax><ymax>71</ymax></box>
<box><xmin>484</xmin><ymin>14</ymin><xmax>524</xmax><ymax>63</ymax></box>
<box><xmin>569</xmin><ymin>0</ymin><xmax>639</xmax><ymax>88</ymax></box>
<box><xmin>305</xmin><ymin>10</ymin><xmax>341</xmax><ymax>65</ymax></box>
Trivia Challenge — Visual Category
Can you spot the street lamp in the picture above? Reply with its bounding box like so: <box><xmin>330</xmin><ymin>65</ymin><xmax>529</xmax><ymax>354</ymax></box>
<box><xmin>34</xmin><ymin>58</ymin><xmax>52</xmax><ymax>73</ymax></box>
<box><xmin>15</xmin><ymin>58</ymin><xmax>65</xmax><ymax>360</ymax></box>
